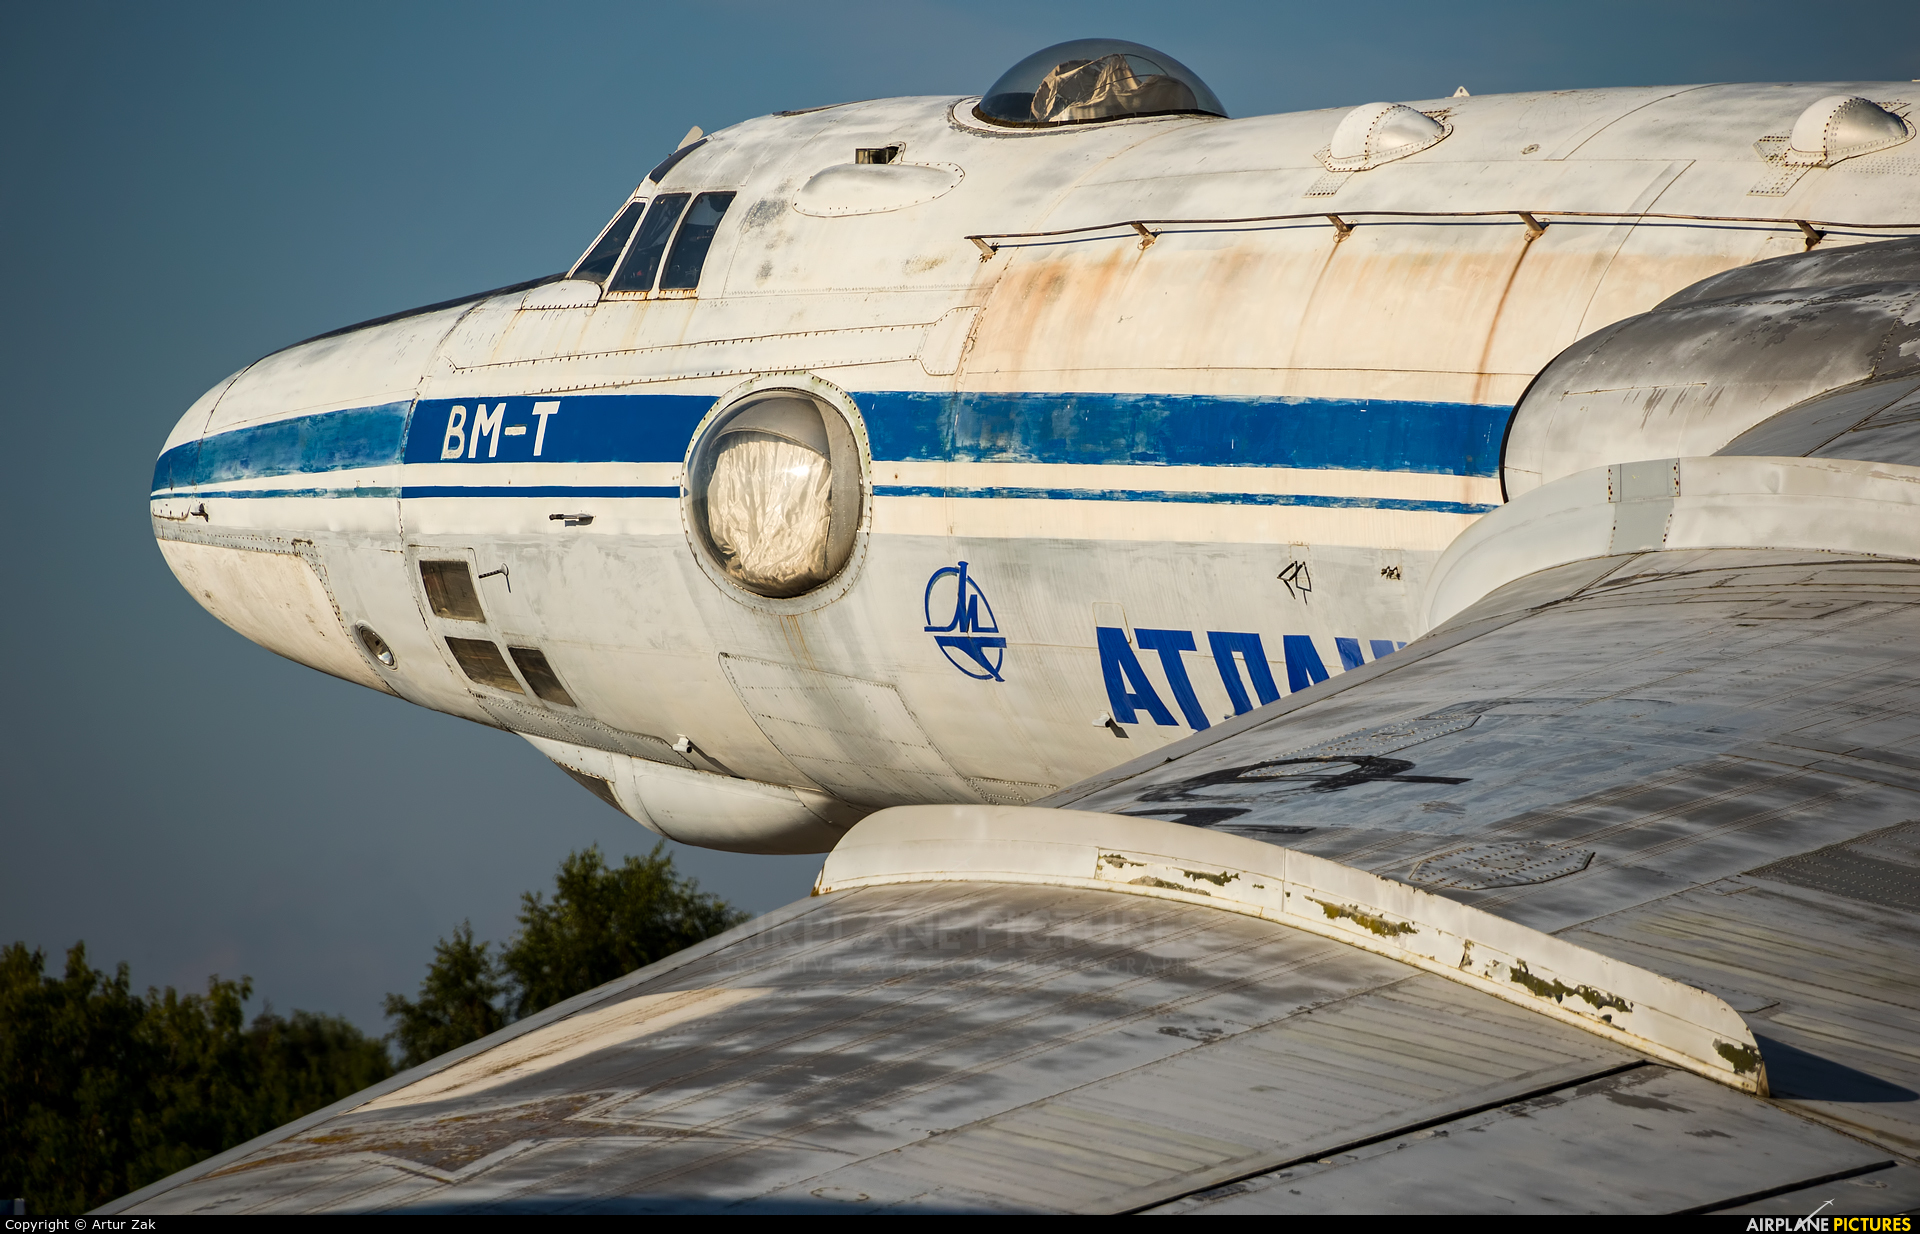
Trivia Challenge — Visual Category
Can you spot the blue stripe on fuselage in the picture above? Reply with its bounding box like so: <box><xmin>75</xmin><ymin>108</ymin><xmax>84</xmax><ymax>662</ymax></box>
<box><xmin>857</xmin><ymin>392</ymin><xmax>1509</xmax><ymax>477</ymax></box>
<box><xmin>152</xmin><ymin>391</ymin><xmax>1513</xmax><ymax>493</ymax></box>
<box><xmin>399</xmin><ymin>484</ymin><xmax>680</xmax><ymax>499</ymax></box>
<box><xmin>871</xmin><ymin>485</ymin><xmax>1495</xmax><ymax>514</ymax></box>
<box><xmin>152</xmin><ymin>402</ymin><xmax>412</xmax><ymax>494</ymax></box>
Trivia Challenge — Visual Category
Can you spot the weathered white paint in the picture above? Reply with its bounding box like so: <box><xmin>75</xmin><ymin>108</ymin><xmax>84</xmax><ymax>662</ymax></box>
<box><xmin>522</xmin><ymin>733</ymin><xmax>859</xmax><ymax>853</ymax></box>
<box><xmin>817</xmin><ymin>805</ymin><xmax>1765</xmax><ymax>1092</ymax></box>
<box><xmin>362</xmin><ymin>987</ymin><xmax>768</xmax><ymax>1111</ymax></box>
<box><xmin>792</xmin><ymin>161</ymin><xmax>966</xmax><ymax>216</ymax></box>
<box><xmin>157</xmin><ymin>540</ymin><xmax>387</xmax><ymax>692</ymax></box>
<box><xmin>519</xmin><ymin>279</ymin><xmax>603</xmax><ymax>310</ymax></box>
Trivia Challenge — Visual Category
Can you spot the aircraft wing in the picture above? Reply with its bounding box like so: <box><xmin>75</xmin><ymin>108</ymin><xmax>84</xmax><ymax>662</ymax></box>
<box><xmin>105</xmin><ymin>515</ymin><xmax>1920</xmax><ymax>1214</ymax></box>
<box><xmin>1062</xmin><ymin>540</ymin><xmax>1920</xmax><ymax>1207</ymax></box>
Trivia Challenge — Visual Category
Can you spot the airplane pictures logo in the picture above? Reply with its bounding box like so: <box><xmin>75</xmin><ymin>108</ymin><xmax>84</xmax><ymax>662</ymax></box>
<box><xmin>924</xmin><ymin>561</ymin><xmax>1006</xmax><ymax>681</ymax></box>
<box><xmin>1747</xmin><ymin>1215</ymin><xmax>1910</xmax><ymax>1232</ymax></box>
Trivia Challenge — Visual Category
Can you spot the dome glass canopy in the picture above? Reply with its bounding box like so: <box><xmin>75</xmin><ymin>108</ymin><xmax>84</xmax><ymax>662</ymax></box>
<box><xmin>976</xmin><ymin>38</ymin><xmax>1226</xmax><ymax>128</ymax></box>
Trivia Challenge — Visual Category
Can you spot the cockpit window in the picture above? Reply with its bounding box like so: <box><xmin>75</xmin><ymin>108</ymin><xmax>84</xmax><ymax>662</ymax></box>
<box><xmin>660</xmin><ymin>192</ymin><xmax>736</xmax><ymax>291</ymax></box>
<box><xmin>976</xmin><ymin>39</ymin><xmax>1225</xmax><ymax>128</ymax></box>
<box><xmin>571</xmin><ymin>200</ymin><xmax>645</xmax><ymax>284</ymax></box>
<box><xmin>609</xmin><ymin>193</ymin><xmax>689</xmax><ymax>293</ymax></box>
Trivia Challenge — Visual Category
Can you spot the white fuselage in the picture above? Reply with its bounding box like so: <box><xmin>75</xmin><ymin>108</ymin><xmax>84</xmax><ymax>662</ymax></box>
<box><xmin>151</xmin><ymin>83</ymin><xmax>1920</xmax><ymax>851</ymax></box>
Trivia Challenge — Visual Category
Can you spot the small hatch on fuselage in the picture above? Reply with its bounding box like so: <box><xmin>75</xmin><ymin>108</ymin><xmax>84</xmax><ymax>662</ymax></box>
<box><xmin>420</xmin><ymin>560</ymin><xmax>486</xmax><ymax>622</ymax></box>
<box><xmin>509</xmin><ymin>646</ymin><xmax>577</xmax><ymax>708</ymax></box>
<box><xmin>445</xmin><ymin>637</ymin><xmax>522</xmax><ymax>693</ymax></box>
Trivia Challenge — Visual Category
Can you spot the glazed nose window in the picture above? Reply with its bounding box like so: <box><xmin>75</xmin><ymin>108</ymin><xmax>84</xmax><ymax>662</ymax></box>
<box><xmin>687</xmin><ymin>392</ymin><xmax>862</xmax><ymax>598</ymax></box>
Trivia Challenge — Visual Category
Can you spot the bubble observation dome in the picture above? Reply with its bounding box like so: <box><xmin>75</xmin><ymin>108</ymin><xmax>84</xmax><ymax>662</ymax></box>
<box><xmin>975</xmin><ymin>38</ymin><xmax>1227</xmax><ymax>128</ymax></box>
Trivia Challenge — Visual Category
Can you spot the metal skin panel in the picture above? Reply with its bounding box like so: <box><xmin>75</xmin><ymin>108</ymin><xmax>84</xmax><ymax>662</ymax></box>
<box><xmin>156</xmin><ymin>366</ymin><xmax>244</xmax><ymax>454</ymax></box>
<box><xmin>815</xmin><ymin>977</ymin><xmax>1635</xmax><ymax>1213</ymax></box>
<box><xmin>154</xmin><ymin>539</ymin><xmax>389</xmax><ymax>693</ymax></box>
<box><xmin>517</xmin><ymin>734</ymin><xmax>860</xmax><ymax>855</ymax></box>
<box><xmin>1424</xmin><ymin>455</ymin><xmax>1920</xmax><ymax>630</ymax></box>
<box><xmin>151</xmin><ymin>78</ymin><xmax>1920</xmax><ymax>849</ymax></box>
<box><xmin>211</xmin><ymin>305</ymin><xmax>476</xmax><ymax>435</ymax></box>
<box><xmin>108</xmin><ymin>859</ymin><xmax>1906</xmax><ymax>1214</ymax></box>
<box><xmin>816</xmin><ymin>806</ymin><xmax>1762</xmax><ymax>1090</ymax></box>
<box><xmin>113</xmin><ymin>882</ymin><xmax>1647</xmax><ymax>1215</ymax></box>
<box><xmin>1562</xmin><ymin>871</ymin><xmax>1920</xmax><ymax>1158</ymax></box>
<box><xmin>718</xmin><ymin>656</ymin><xmax>982</xmax><ymax>807</ymax></box>
<box><xmin>1058</xmin><ymin>547</ymin><xmax>1920</xmax><ymax>1164</ymax></box>
<box><xmin>1158</xmin><ymin>1066</ymin><xmax>1897</xmax><ymax>1215</ymax></box>
<box><xmin>1503</xmin><ymin>236</ymin><xmax>1920</xmax><ymax>498</ymax></box>
<box><xmin>1718</xmin><ymin>376</ymin><xmax>1920</xmax><ymax>463</ymax></box>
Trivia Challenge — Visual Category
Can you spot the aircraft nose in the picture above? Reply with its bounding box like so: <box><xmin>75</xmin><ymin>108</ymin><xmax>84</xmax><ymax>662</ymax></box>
<box><xmin>147</xmin><ymin>343</ymin><xmax>406</xmax><ymax>692</ymax></box>
<box><xmin>150</xmin><ymin>369</ymin><xmax>240</xmax><ymax>524</ymax></box>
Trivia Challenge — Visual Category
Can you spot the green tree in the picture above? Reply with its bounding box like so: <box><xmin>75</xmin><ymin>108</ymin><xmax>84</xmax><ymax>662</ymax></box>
<box><xmin>248</xmin><ymin>1006</ymin><xmax>397</xmax><ymax>1129</ymax></box>
<box><xmin>2</xmin><ymin>845</ymin><xmax>742</xmax><ymax>1210</ymax></box>
<box><xmin>500</xmin><ymin>844</ymin><xmax>746</xmax><ymax>1019</ymax></box>
<box><xmin>131</xmin><ymin>972</ymin><xmax>262</xmax><ymax>1187</ymax></box>
<box><xmin>381</xmin><ymin>921</ymin><xmax>506</xmax><ymax>1069</ymax></box>
<box><xmin>1</xmin><ymin>942</ymin><xmax>148</xmax><ymax>1213</ymax></box>
<box><xmin>0</xmin><ymin>942</ymin><xmax>393</xmax><ymax>1214</ymax></box>
<box><xmin>380</xmin><ymin>844</ymin><xmax>746</xmax><ymax>1066</ymax></box>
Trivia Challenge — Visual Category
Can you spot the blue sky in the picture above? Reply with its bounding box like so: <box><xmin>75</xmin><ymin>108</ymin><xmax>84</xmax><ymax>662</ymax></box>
<box><xmin>4</xmin><ymin>0</ymin><xmax>1916</xmax><ymax>1033</ymax></box>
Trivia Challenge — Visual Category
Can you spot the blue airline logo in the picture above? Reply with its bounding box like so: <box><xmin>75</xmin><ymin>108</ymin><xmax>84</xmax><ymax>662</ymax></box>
<box><xmin>1100</xmin><ymin>628</ymin><xmax>1401</xmax><ymax>731</ymax></box>
<box><xmin>925</xmin><ymin>561</ymin><xmax>1006</xmax><ymax>681</ymax></box>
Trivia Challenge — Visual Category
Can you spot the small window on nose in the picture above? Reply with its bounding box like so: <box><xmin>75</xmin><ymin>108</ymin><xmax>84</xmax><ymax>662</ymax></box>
<box><xmin>420</xmin><ymin>560</ymin><xmax>485</xmax><ymax>621</ymax></box>
<box><xmin>356</xmin><ymin>625</ymin><xmax>397</xmax><ymax>668</ymax></box>
<box><xmin>446</xmin><ymin>637</ymin><xmax>523</xmax><ymax>693</ymax></box>
<box><xmin>509</xmin><ymin>647</ymin><xmax>577</xmax><ymax>707</ymax></box>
